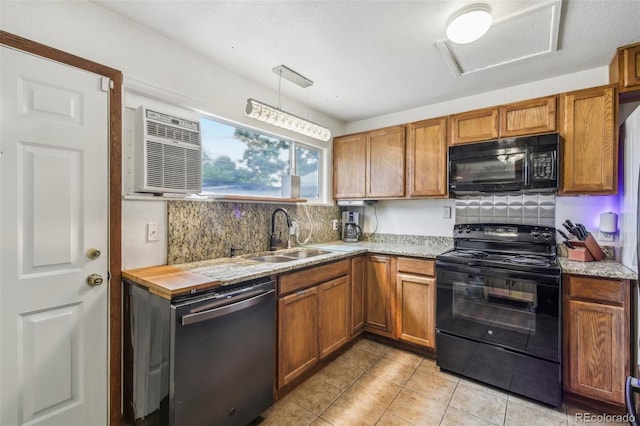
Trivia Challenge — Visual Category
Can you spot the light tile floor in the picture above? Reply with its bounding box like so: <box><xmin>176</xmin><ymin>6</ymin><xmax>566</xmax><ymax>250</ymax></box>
<box><xmin>260</xmin><ymin>338</ymin><xmax>626</xmax><ymax>426</ymax></box>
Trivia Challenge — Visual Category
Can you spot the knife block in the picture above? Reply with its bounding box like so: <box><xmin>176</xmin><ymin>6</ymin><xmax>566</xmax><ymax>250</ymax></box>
<box><xmin>567</xmin><ymin>233</ymin><xmax>605</xmax><ymax>262</ymax></box>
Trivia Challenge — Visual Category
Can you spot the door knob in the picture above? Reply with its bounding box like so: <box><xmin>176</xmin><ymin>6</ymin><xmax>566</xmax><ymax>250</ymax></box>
<box><xmin>86</xmin><ymin>273</ymin><xmax>104</xmax><ymax>287</ymax></box>
<box><xmin>86</xmin><ymin>248</ymin><xmax>101</xmax><ymax>260</ymax></box>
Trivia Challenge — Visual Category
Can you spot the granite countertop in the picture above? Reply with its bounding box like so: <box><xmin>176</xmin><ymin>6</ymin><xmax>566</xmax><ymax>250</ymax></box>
<box><xmin>127</xmin><ymin>239</ymin><xmax>637</xmax><ymax>296</ymax></box>
<box><xmin>170</xmin><ymin>239</ymin><xmax>453</xmax><ymax>287</ymax></box>
<box><xmin>558</xmin><ymin>258</ymin><xmax>637</xmax><ymax>280</ymax></box>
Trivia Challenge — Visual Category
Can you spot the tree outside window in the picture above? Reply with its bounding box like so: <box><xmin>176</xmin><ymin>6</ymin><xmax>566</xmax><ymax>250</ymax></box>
<box><xmin>200</xmin><ymin>117</ymin><xmax>321</xmax><ymax>199</ymax></box>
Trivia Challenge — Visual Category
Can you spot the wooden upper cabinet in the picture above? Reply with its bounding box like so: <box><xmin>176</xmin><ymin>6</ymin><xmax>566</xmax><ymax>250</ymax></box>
<box><xmin>609</xmin><ymin>42</ymin><xmax>640</xmax><ymax>93</ymax></box>
<box><xmin>333</xmin><ymin>133</ymin><xmax>366</xmax><ymax>199</ymax></box>
<box><xmin>449</xmin><ymin>107</ymin><xmax>499</xmax><ymax>145</ymax></box>
<box><xmin>366</xmin><ymin>126</ymin><xmax>406</xmax><ymax>198</ymax></box>
<box><xmin>499</xmin><ymin>96</ymin><xmax>557</xmax><ymax>137</ymax></box>
<box><xmin>559</xmin><ymin>85</ymin><xmax>618</xmax><ymax>195</ymax></box>
<box><xmin>407</xmin><ymin>117</ymin><xmax>448</xmax><ymax>198</ymax></box>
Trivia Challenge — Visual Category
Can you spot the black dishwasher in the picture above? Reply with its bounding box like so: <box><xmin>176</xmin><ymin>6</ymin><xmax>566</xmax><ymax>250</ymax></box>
<box><xmin>123</xmin><ymin>276</ymin><xmax>276</xmax><ymax>426</ymax></box>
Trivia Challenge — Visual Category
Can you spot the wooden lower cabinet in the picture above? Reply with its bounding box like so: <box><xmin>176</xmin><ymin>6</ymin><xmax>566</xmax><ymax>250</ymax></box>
<box><xmin>395</xmin><ymin>259</ymin><xmax>436</xmax><ymax>349</ymax></box>
<box><xmin>277</xmin><ymin>259</ymin><xmax>351</xmax><ymax>388</ymax></box>
<box><xmin>364</xmin><ymin>255</ymin><xmax>394</xmax><ymax>337</ymax></box>
<box><xmin>318</xmin><ymin>276</ymin><xmax>350</xmax><ymax>358</ymax></box>
<box><xmin>278</xmin><ymin>287</ymin><xmax>319</xmax><ymax>388</ymax></box>
<box><xmin>350</xmin><ymin>256</ymin><xmax>365</xmax><ymax>334</ymax></box>
<box><xmin>563</xmin><ymin>275</ymin><xmax>630</xmax><ymax>406</ymax></box>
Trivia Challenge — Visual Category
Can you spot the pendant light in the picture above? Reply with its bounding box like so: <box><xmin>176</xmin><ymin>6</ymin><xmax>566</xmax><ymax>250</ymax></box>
<box><xmin>245</xmin><ymin>65</ymin><xmax>331</xmax><ymax>142</ymax></box>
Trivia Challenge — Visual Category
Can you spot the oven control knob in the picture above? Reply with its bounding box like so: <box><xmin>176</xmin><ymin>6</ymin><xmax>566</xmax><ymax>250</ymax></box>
<box><xmin>456</xmin><ymin>226</ymin><xmax>464</xmax><ymax>234</ymax></box>
<box><xmin>542</xmin><ymin>232</ymin><xmax>552</xmax><ymax>240</ymax></box>
<box><xmin>530</xmin><ymin>230</ymin><xmax>540</xmax><ymax>238</ymax></box>
<box><xmin>465</xmin><ymin>226</ymin><xmax>472</xmax><ymax>233</ymax></box>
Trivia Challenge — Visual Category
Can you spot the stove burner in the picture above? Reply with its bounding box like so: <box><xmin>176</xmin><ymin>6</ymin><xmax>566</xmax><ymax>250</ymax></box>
<box><xmin>450</xmin><ymin>250</ymin><xmax>488</xmax><ymax>259</ymax></box>
<box><xmin>506</xmin><ymin>255</ymin><xmax>550</xmax><ymax>266</ymax></box>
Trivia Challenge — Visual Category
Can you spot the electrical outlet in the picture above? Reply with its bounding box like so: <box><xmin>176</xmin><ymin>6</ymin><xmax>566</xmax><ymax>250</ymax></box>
<box><xmin>442</xmin><ymin>206</ymin><xmax>452</xmax><ymax>219</ymax></box>
<box><xmin>147</xmin><ymin>222</ymin><xmax>160</xmax><ymax>242</ymax></box>
<box><xmin>332</xmin><ymin>219</ymin><xmax>339</xmax><ymax>231</ymax></box>
<box><xmin>598</xmin><ymin>230</ymin><xmax>615</xmax><ymax>242</ymax></box>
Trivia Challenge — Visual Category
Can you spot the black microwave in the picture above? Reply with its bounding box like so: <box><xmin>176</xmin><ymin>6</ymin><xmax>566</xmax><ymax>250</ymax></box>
<box><xmin>448</xmin><ymin>133</ymin><xmax>560</xmax><ymax>195</ymax></box>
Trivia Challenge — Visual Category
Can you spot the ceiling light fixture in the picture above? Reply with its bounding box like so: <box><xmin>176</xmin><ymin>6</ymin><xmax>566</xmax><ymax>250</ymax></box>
<box><xmin>245</xmin><ymin>65</ymin><xmax>331</xmax><ymax>142</ymax></box>
<box><xmin>446</xmin><ymin>4</ymin><xmax>492</xmax><ymax>44</ymax></box>
<box><xmin>245</xmin><ymin>99</ymin><xmax>331</xmax><ymax>141</ymax></box>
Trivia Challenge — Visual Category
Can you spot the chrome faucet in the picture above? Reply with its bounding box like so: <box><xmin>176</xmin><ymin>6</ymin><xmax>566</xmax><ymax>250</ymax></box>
<box><xmin>270</xmin><ymin>208</ymin><xmax>292</xmax><ymax>251</ymax></box>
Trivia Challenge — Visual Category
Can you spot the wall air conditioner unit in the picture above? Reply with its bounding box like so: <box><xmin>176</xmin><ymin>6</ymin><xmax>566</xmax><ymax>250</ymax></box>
<box><xmin>135</xmin><ymin>106</ymin><xmax>202</xmax><ymax>194</ymax></box>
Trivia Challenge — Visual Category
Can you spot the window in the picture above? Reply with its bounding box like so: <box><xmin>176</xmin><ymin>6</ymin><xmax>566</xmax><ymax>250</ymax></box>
<box><xmin>200</xmin><ymin>116</ymin><xmax>321</xmax><ymax>200</ymax></box>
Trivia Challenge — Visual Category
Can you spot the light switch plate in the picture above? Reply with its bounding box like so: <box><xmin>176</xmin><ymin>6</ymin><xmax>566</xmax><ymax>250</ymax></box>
<box><xmin>442</xmin><ymin>206</ymin><xmax>452</xmax><ymax>219</ymax></box>
<box><xmin>147</xmin><ymin>222</ymin><xmax>160</xmax><ymax>242</ymax></box>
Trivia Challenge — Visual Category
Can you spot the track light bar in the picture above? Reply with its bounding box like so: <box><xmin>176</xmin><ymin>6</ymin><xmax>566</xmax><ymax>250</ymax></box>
<box><xmin>245</xmin><ymin>98</ymin><xmax>331</xmax><ymax>142</ymax></box>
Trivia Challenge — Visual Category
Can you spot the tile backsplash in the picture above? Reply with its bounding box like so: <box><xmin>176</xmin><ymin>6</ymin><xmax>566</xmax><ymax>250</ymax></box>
<box><xmin>167</xmin><ymin>201</ymin><xmax>340</xmax><ymax>264</ymax></box>
<box><xmin>455</xmin><ymin>193</ymin><xmax>556</xmax><ymax>226</ymax></box>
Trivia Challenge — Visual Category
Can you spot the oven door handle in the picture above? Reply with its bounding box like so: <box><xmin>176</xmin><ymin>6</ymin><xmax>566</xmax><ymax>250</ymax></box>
<box><xmin>180</xmin><ymin>288</ymin><xmax>275</xmax><ymax>326</ymax></box>
<box><xmin>436</xmin><ymin>262</ymin><xmax>559</xmax><ymax>285</ymax></box>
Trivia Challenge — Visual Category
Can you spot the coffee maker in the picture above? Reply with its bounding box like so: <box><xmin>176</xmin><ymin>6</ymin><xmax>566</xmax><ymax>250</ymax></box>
<box><xmin>341</xmin><ymin>211</ymin><xmax>363</xmax><ymax>242</ymax></box>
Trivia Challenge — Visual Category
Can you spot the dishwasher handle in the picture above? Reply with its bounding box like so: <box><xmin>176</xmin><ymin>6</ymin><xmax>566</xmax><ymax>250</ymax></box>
<box><xmin>180</xmin><ymin>288</ymin><xmax>275</xmax><ymax>326</ymax></box>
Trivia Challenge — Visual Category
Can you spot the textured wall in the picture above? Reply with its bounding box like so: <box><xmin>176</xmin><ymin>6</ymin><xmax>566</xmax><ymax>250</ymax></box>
<box><xmin>167</xmin><ymin>201</ymin><xmax>340</xmax><ymax>264</ymax></box>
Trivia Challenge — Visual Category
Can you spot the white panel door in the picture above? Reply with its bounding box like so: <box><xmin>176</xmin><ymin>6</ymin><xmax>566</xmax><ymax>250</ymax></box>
<box><xmin>0</xmin><ymin>46</ymin><xmax>109</xmax><ymax>426</ymax></box>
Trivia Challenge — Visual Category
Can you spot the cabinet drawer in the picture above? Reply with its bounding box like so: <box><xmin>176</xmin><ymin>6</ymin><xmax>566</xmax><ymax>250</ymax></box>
<box><xmin>397</xmin><ymin>257</ymin><xmax>434</xmax><ymax>276</ymax></box>
<box><xmin>566</xmin><ymin>275</ymin><xmax>625</xmax><ymax>305</ymax></box>
<box><xmin>279</xmin><ymin>260</ymin><xmax>349</xmax><ymax>295</ymax></box>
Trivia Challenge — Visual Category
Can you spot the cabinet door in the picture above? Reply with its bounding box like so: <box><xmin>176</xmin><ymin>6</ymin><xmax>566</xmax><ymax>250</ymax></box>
<box><xmin>396</xmin><ymin>273</ymin><xmax>436</xmax><ymax>349</ymax></box>
<box><xmin>350</xmin><ymin>256</ymin><xmax>365</xmax><ymax>335</ymax></box>
<box><xmin>333</xmin><ymin>133</ymin><xmax>366</xmax><ymax>199</ymax></box>
<box><xmin>278</xmin><ymin>288</ymin><xmax>318</xmax><ymax>388</ymax></box>
<box><xmin>565</xmin><ymin>299</ymin><xmax>626</xmax><ymax>404</ymax></box>
<box><xmin>612</xmin><ymin>44</ymin><xmax>640</xmax><ymax>92</ymax></box>
<box><xmin>367</xmin><ymin>126</ymin><xmax>406</xmax><ymax>198</ymax></box>
<box><xmin>364</xmin><ymin>255</ymin><xmax>393</xmax><ymax>336</ymax></box>
<box><xmin>318</xmin><ymin>276</ymin><xmax>350</xmax><ymax>359</ymax></box>
<box><xmin>449</xmin><ymin>107</ymin><xmax>499</xmax><ymax>145</ymax></box>
<box><xmin>499</xmin><ymin>96</ymin><xmax>557</xmax><ymax>137</ymax></box>
<box><xmin>560</xmin><ymin>85</ymin><xmax>618</xmax><ymax>195</ymax></box>
<box><xmin>407</xmin><ymin>117</ymin><xmax>448</xmax><ymax>197</ymax></box>
<box><xmin>621</xmin><ymin>45</ymin><xmax>640</xmax><ymax>90</ymax></box>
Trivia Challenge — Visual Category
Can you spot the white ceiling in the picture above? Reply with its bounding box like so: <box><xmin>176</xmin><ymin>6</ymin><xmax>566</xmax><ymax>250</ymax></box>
<box><xmin>93</xmin><ymin>0</ymin><xmax>640</xmax><ymax>123</ymax></box>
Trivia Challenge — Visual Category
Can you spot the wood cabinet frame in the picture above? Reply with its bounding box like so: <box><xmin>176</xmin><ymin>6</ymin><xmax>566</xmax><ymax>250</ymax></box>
<box><xmin>563</xmin><ymin>275</ymin><xmax>631</xmax><ymax>407</ymax></box>
<box><xmin>559</xmin><ymin>85</ymin><xmax>618</xmax><ymax>195</ymax></box>
<box><xmin>499</xmin><ymin>96</ymin><xmax>557</xmax><ymax>137</ymax></box>
<box><xmin>449</xmin><ymin>107</ymin><xmax>499</xmax><ymax>145</ymax></box>
<box><xmin>407</xmin><ymin>117</ymin><xmax>448</xmax><ymax>198</ymax></box>
<box><xmin>610</xmin><ymin>42</ymin><xmax>640</xmax><ymax>93</ymax></box>
<box><xmin>276</xmin><ymin>260</ymin><xmax>351</xmax><ymax>388</ymax></box>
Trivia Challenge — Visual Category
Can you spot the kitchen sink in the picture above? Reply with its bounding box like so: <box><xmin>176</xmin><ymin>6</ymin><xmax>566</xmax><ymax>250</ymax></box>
<box><xmin>282</xmin><ymin>249</ymin><xmax>331</xmax><ymax>259</ymax></box>
<box><xmin>249</xmin><ymin>249</ymin><xmax>332</xmax><ymax>263</ymax></box>
<box><xmin>249</xmin><ymin>255</ymin><xmax>298</xmax><ymax>263</ymax></box>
